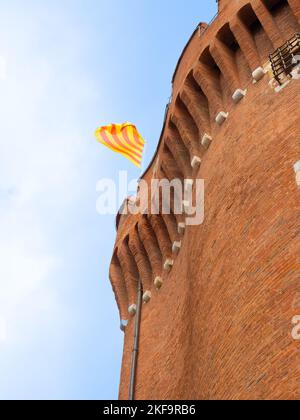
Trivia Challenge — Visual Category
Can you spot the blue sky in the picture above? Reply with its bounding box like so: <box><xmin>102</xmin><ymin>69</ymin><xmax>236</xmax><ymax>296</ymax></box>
<box><xmin>0</xmin><ymin>0</ymin><xmax>217</xmax><ymax>400</ymax></box>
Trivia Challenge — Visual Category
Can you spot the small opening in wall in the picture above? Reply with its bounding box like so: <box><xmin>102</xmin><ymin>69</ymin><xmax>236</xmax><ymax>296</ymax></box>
<box><xmin>174</xmin><ymin>96</ymin><xmax>199</xmax><ymax>148</ymax></box>
<box><xmin>200</xmin><ymin>46</ymin><xmax>221</xmax><ymax>73</ymax></box>
<box><xmin>198</xmin><ymin>46</ymin><xmax>223</xmax><ymax>112</ymax></box>
<box><xmin>262</xmin><ymin>0</ymin><xmax>287</xmax><ymax>14</ymax></box>
<box><xmin>217</xmin><ymin>23</ymin><xmax>239</xmax><ymax>53</ymax></box>
<box><xmin>186</xmin><ymin>71</ymin><xmax>207</xmax><ymax>99</ymax></box>
<box><xmin>185</xmin><ymin>70</ymin><xmax>210</xmax><ymax>125</ymax></box>
<box><xmin>168</xmin><ymin>120</ymin><xmax>191</xmax><ymax>167</ymax></box>
<box><xmin>238</xmin><ymin>4</ymin><xmax>263</xmax><ymax>35</ymax></box>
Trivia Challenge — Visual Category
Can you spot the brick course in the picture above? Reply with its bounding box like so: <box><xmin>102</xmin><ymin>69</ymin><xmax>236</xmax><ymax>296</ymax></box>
<box><xmin>109</xmin><ymin>0</ymin><xmax>300</xmax><ymax>400</ymax></box>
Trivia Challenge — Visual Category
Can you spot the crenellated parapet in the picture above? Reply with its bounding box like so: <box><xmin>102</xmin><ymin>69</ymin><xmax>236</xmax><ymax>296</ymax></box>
<box><xmin>109</xmin><ymin>0</ymin><xmax>300</xmax><ymax>329</ymax></box>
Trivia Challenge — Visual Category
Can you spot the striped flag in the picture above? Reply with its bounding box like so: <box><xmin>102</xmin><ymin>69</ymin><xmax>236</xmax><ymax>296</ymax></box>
<box><xmin>95</xmin><ymin>122</ymin><xmax>145</xmax><ymax>168</ymax></box>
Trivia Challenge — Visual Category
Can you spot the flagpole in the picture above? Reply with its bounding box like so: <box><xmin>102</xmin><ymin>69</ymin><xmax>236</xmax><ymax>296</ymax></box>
<box><xmin>140</xmin><ymin>141</ymin><xmax>147</xmax><ymax>175</ymax></box>
<box><xmin>128</xmin><ymin>280</ymin><xmax>143</xmax><ymax>400</ymax></box>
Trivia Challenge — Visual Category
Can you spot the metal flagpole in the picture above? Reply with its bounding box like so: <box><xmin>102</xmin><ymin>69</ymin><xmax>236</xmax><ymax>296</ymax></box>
<box><xmin>140</xmin><ymin>139</ymin><xmax>147</xmax><ymax>174</ymax></box>
<box><xmin>128</xmin><ymin>280</ymin><xmax>143</xmax><ymax>401</ymax></box>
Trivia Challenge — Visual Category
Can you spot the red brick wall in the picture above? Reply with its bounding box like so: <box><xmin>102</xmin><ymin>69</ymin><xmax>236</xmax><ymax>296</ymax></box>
<box><xmin>110</xmin><ymin>0</ymin><xmax>300</xmax><ymax>400</ymax></box>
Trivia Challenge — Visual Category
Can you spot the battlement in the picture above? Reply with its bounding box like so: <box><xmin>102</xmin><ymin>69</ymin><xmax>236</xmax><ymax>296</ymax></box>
<box><xmin>108</xmin><ymin>1</ymin><xmax>300</xmax><ymax>399</ymax></box>
<box><xmin>110</xmin><ymin>0</ymin><xmax>300</xmax><ymax>328</ymax></box>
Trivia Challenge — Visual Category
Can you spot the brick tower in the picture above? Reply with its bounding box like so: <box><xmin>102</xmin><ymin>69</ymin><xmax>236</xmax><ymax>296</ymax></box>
<box><xmin>109</xmin><ymin>0</ymin><xmax>300</xmax><ymax>400</ymax></box>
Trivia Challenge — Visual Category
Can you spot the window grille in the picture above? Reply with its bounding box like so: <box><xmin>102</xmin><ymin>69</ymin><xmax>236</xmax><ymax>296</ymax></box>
<box><xmin>269</xmin><ymin>33</ymin><xmax>300</xmax><ymax>85</ymax></box>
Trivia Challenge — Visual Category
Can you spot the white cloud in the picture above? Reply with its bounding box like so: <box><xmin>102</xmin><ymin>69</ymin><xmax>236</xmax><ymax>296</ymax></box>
<box><xmin>0</xmin><ymin>3</ymin><xmax>97</xmax><ymax>351</ymax></box>
<box><xmin>0</xmin><ymin>59</ymin><xmax>85</xmax><ymax>322</ymax></box>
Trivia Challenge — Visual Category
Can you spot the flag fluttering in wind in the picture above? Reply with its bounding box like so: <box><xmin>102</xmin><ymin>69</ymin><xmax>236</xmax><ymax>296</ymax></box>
<box><xmin>95</xmin><ymin>122</ymin><xmax>145</xmax><ymax>168</ymax></box>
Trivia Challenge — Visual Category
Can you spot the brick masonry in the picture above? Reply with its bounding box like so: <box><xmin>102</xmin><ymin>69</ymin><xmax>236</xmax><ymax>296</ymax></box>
<box><xmin>109</xmin><ymin>0</ymin><xmax>300</xmax><ymax>400</ymax></box>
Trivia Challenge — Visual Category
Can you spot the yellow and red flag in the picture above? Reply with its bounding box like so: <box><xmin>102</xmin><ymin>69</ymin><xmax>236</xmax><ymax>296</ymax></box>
<box><xmin>95</xmin><ymin>122</ymin><xmax>145</xmax><ymax>168</ymax></box>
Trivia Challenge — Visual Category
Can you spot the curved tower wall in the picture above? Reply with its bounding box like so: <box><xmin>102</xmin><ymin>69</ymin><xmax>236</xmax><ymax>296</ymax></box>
<box><xmin>109</xmin><ymin>0</ymin><xmax>300</xmax><ymax>400</ymax></box>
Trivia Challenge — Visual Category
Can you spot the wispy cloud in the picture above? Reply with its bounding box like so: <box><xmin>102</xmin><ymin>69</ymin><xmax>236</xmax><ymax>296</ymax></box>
<box><xmin>0</xmin><ymin>3</ymin><xmax>95</xmax><ymax>352</ymax></box>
